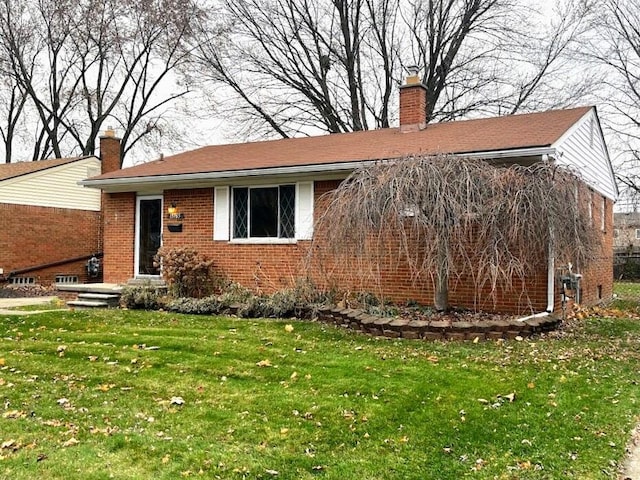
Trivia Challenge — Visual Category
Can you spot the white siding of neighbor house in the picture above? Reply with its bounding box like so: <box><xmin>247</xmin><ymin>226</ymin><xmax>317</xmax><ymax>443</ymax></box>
<box><xmin>553</xmin><ymin>108</ymin><xmax>618</xmax><ymax>201</ymax></box>
<box><xmin>0</xmin><ymin>157</ymin><xmax>101</xmax><ymax>210</ymax></box>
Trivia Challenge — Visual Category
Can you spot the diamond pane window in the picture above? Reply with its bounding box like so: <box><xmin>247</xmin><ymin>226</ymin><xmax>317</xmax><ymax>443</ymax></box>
<box><xmin>233</xmin><ymin>187</ymin><xmax>248</xmax><ymax>238</ymax></box>
<box><xmin>279</xmin><ymin>185</ymin><xmax>295</xmax><ymax>238</ymax></box>
<box><xmin>232</xmin><ymin>185</ymin><xmax>296</xmax><ymax>239</ymax></box>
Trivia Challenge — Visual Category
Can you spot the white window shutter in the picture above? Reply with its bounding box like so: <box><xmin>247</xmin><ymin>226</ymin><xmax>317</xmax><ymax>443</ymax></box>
<box><xmin>214</xmin><ymin>186</ymin><xmax>230</xmax><ymax>241</ymax></box>
<box><xmin>295</xmin><ymin>182</ymin><xmax>314</xmax><ymax>240</ymax></box>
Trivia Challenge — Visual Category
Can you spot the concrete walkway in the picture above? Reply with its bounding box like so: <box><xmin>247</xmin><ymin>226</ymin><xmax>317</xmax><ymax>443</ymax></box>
<box><xmin>622</xmin><ymin>425</ymin><xmax>640</xmax><ymax>480</ymax></box>
<box><xmin>0</xmin><ymin>296</ymin><xmax>60</xmax><ymax>315</ymax></box>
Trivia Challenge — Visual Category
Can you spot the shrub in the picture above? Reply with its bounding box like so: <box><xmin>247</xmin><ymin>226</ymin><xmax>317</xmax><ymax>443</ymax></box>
<box><xmin>218</xmin><ymin>282</ymin><xmax>254</xmax><ymax>305</ymax></box>
<box><xmin>120</xmin><ymin>284</ymin><xmax>166</xmax><ymax>310</ymax></box>
<box><xmin>234</xmin><ymin>279</ymin><xmax>332</xmax><ymax>319</ymax></box>
<box><xmin>167</xmin><ymin>296</ymin><xmax>223</xmax><ymax>315</ymax></box>
<box><xmin>155</xmin><ymin>246</ymin><xmax>220</xmax><ymax>299</ymax></box>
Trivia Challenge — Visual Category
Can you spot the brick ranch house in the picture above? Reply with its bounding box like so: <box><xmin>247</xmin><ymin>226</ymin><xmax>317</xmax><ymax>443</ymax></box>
<box><xmin>0</xmin><ymin>132</ymin><xmax>121</xmax><ymax>286</ymax></box>
<box><xmin>83</xmin><ymin>76</ymin><xmax>617</xmax><ymax>314</ymax></box>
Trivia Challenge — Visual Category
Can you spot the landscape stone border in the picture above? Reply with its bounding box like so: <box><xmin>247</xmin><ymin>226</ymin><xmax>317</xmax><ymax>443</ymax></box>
<box><xmin>310</xmin><ymin>306</ymin><xmax>561</xmax><ymax>341</ymax></box>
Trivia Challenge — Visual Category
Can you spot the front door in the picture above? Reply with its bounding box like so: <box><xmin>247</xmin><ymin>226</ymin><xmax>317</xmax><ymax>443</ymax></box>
<box><xmin>136</xmin><ymin>196</ymin><xmax>162</xmax><ymax>276</ymax></box>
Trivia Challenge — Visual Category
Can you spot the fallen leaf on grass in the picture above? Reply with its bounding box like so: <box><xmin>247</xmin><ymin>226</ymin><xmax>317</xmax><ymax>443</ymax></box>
<box><xmin>96</xmin><ymin>384</ymin><xmax>116</xmax><ymax>392</ymax></box>
<box><xmin>265</xmin><ymin>469</ymin><xmax>279</xmax><ymax>476</ymax></box>
<box><xmin>2</xmin><ymin>410</ymin><xmax>26</xmax><ymax>419</ymax></box>
<box><xmin>170</xmin><ymin>396</ymin><xmax>185</xmax><ymax>406</ymax></box>
<box><xmin>256</xmin><ymin>359</ymin><xmax>272</xmax><ymax>367</ymax></box>
<box><xmin>0</xmin><ymin>358</ymin><xmax>5</xmax><ymax>366</ymax></box>
<box><xmin>162</xmin><ymin>454</ymin><xmax>170</xmax><ymax>464</ymax></box>
<box><xmin>1</xmin><ymin>439</ymin><xmax>19</xmax><ymax>451</ymax></box>
<box><xmin>284</xmin><ymin>324</ymin><xmax>294</xmax><ymax>333</ymax></box>
<box><xmin>61</xmin><ymin>438</ymin><xmax>79</xmax><ymax>448</ymax></box>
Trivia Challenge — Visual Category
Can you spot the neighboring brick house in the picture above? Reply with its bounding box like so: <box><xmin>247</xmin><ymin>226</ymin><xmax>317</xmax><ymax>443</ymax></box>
<box><xmin>614</xmin><ymin>212</ymin><xmax>640</xmax><ymax>254</ymax></box>
<box><xmin>0</xmin><ymin>132</ymin><xmax>121</xmax><ymax>286</ymax></box>
<box><xmin>83</xmin><ymin>75</ymin><xmax>617</xmax><ymax>314</ymax></box>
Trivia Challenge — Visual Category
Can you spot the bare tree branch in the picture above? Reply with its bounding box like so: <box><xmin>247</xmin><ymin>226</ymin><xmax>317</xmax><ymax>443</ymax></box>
<box><xmin>310</xmin><ymin>156</ymin><xmax>599</xmax><ymax>311</ymax></box>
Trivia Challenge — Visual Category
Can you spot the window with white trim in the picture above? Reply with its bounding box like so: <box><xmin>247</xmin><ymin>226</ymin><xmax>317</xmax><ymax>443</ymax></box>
<box><xmin>213</xmin><ymin>182</ymin><xmax>314</xmax><ymax>242</ymax></box>
<box><xmin>601</xmin><ymin>197</ymin><xmax>606</xmax><ymax>231</ymax></box>
<box><xmin>635</xmin><ymin>228</ymin><xmax>640</xmax><ymax>240</ymax></box>
<box><xmin>232</xmin><ymin>185</ymin><xmax>295</xmax><ymax>239</ymax></box>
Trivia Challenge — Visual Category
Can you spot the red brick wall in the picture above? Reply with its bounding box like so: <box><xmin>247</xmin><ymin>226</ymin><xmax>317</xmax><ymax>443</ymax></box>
<box><xmin>0</xmin><ymin>203</ymin><xmax>101</xmax><ymax>284</ymax></box>
<box><xmin>102</xmin><ymin>192</ymin><xmax>136</xmax><ymax>282</ymax></box>
<box><xmin>574</xmin><ymin>192</ymin><xmax>614</xmax><ymax>307</ymax></box>
<box><xmin>102</xmin><ymin>181</ymin><xmax>613</xmax><ymax>314</ymax></box>
<box><xmin>399</xmin><ymin>83</ymin><xmax>428</xmax><ymax>131</ymax></box>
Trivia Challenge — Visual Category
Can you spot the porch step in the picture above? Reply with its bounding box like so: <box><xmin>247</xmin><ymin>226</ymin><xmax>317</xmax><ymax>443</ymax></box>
<box><xmin>67</xmin><ymin>299</ymin><xmax>112</xmax><ymax>309</ymax></box>
<box><xmin>58</xmin><ymin>284</ymin><xmax>123</xmax><ymax>309</ymax></box>
<box><xmin>77</xmin><ymin>293</ymin><xmax>120</xmax><ymax>307</ymax></box>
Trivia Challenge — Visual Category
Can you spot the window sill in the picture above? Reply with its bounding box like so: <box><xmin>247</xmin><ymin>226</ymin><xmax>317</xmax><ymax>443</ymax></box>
<box><xmin>227</xmin><ymin>238</ymin><xmax>298</xmax><ymax>245</ymax></box>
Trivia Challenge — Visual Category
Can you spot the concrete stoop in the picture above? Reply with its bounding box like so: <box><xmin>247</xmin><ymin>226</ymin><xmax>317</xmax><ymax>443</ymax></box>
<box><xmin>68</xmin><ymin>292</ymin><xmax>121</xmax><ymax>309</ymax></box>
<box><xmin>57</xmin><ymin>283</ymin><xmax>123</xmax><ymax>310</ymax></box>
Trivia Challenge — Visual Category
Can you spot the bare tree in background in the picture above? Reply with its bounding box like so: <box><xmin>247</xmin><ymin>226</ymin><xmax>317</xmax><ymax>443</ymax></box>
<box><xmin>193</xmin><ymin>0</ymin><xmax>589</xmax><ymax>139</ymax></box>
<box><xmin>0</xmin><ymin>0</ymin><xmax>207</xmax><ymax>164</ymax></box>
<box><xmin>310</xmin><ymin>156</ymin><xmax>598</xmax><ymax>311</ymax></box>
<box><xmin>0</xmin><ymin>51</ymin><xmax>28</xmax><ymax>164</ymax></box>
<box><xmin>583</xmin><ymin>0</ymin><xmax>640</xmax><ymax>206</ymax></box>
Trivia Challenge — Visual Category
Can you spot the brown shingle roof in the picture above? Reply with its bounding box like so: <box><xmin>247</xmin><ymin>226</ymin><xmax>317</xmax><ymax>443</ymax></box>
<box><xmin>0</xmin><ymin>156</ymin><xmax>89</xmax><ymax>181</ymax></box>
<box><xmin>93</xmin><ymin>106</ymin><xmax>592</xmax><ymax>181</ymax></box>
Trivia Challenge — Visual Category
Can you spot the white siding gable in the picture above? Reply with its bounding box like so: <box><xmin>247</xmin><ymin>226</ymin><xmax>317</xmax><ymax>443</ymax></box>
<box><xmin>0</xmin><ymin>157</ymin><xmax>102</xmax><ymax>211</ymax></box>
<box><xmin>553</xmin><ymin>108</ymin><xmax>618</xmax><ymax>201</ymax></box>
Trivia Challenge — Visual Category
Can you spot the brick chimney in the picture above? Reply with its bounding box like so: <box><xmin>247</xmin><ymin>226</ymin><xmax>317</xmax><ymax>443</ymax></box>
<box><xmin>99</xmin><ymin>128</ymin><xmax>122</xmax><ymax>174</ymax></box>
<box><xmin>399</xmin><ymin>67</ymin><xmax>428</xmax><ymax>132</ymax></box>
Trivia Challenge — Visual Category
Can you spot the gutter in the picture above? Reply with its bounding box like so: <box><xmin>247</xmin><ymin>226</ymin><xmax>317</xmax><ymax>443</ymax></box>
<box><xmin>80</xmin><ymin>146</ymin><xmax>557</xmax><ymax>191</ymax></box>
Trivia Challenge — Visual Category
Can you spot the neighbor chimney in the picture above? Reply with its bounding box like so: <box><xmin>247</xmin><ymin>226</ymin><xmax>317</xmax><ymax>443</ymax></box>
<box><xmin>399</xmin><ymin>66</ymin><xmax>428</xmax><ymax>133</ymax></box>
<box><xmin>99</xmin><ymin>127</ymin><xmax>122</xmax><ymax>174</ymax></box>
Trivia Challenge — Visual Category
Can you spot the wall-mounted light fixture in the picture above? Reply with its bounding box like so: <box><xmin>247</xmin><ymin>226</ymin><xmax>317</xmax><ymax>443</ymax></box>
<box><xmin>167</xmin><ymin>201</ymin><xmax>184</xmax><ymax>220</ymax></box>
<box><xmin>167</xmin><ymin>201</ymin><xmax>184</xmax><ymax>232</ymax></box>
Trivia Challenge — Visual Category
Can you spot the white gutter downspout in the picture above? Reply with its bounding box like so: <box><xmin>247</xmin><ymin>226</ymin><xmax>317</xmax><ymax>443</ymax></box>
<box><xmin>519</xmin><ymin>236</ymin><xmax>555</xmax><ymax>322</ymax></box>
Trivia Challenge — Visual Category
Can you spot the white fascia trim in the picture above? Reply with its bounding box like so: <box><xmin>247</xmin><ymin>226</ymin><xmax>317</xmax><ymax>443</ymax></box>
<box><xmin>79</xmin><ymin>162</ymin><xmax>370</xmax><ymax>190</ymax></box>
<box><xmin>80</xmin><ymin>147</ymin><xmax>556</xmax><ymax>191</ymax></box>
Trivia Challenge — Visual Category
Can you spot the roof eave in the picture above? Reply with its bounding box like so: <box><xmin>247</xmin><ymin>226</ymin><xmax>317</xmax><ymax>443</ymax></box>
<box><xmin>80</xmin><ymin>146</ymin><xmax>556</xmax><ymax>192</ymax></box>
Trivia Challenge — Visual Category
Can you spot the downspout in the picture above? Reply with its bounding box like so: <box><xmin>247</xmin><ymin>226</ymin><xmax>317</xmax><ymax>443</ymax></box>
<box><xmin>519</xmin><ymin>234</ymin><xmax>555</xmax><ymax>321</ymax></box>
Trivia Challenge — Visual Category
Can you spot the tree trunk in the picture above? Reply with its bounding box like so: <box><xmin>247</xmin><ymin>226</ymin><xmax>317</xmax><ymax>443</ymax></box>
<box><xmin>434</xmin><ymin>238</ymin><xmax>449</xmax><ymax>311</ymax></box>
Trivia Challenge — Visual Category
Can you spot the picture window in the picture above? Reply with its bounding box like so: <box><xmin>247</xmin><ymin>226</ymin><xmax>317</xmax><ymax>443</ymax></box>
<box><xmin>232</xmin><ymin>185</ymin><xmax>295</xmax><ymax>239</ymax></box>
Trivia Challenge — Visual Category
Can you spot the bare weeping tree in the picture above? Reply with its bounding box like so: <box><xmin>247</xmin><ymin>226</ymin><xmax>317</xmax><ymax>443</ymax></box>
<box><xmin>310</xmin><ymin>155</ymin><xmax>599</xmax><ymax>311</ymax></box>
<box><xmin>192</xmin><ymin>0</ymin><xmax>589</xmax><ymax>139</ymax></box>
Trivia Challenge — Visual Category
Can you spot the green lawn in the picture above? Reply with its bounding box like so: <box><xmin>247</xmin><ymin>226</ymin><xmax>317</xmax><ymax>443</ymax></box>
<box><xmin>1</xmin><ymin>307</ymin><xmax>639</xmax><ymax>479</ymax></box>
